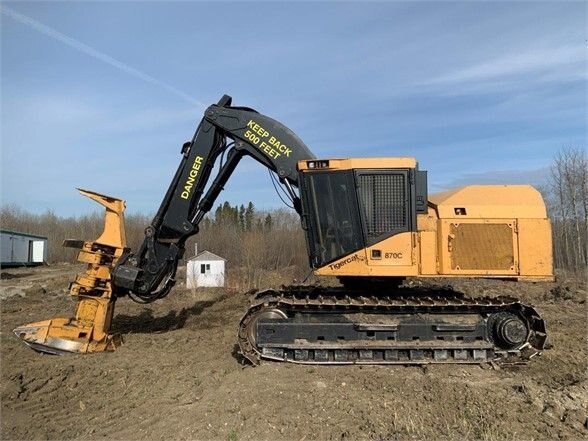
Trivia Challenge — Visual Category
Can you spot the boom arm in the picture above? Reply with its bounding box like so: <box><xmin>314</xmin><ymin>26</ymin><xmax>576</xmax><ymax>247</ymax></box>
<box><xmin>112</xmin><ymin>95</ymin><xmax>315</xmax><ymax>302</ymax></box>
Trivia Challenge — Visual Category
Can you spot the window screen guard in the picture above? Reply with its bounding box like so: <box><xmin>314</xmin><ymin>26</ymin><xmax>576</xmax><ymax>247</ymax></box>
<box><xmin>356</xmin><ymin>170</ymin><xmax>411</xmax><ymax>246</ymax></box>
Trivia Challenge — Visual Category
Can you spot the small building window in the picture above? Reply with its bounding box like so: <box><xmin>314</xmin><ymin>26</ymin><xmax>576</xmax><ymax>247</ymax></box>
<box><xmin>200</xmin><ymin>263</ymin><xmax>211</xmax><ymax>274</ymax></box>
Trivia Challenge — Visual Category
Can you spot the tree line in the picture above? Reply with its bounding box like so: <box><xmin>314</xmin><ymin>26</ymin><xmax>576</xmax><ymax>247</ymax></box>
<box><xmin>0</xmin><ymin>201</ymin><xmax>309</xmax><ymax>289</ymax></box>
<box><xmin>543</xmin><ymin>146</ymin><xmax>587</xmax><ymax>271</ymax></box>
<box><xmin>204</xmin><ymin>201</ymin><xmax>274</xmax><ymax>232</ymax></box>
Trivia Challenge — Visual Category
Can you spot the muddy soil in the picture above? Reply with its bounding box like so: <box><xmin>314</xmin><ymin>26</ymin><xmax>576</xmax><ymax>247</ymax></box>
<box><xmin>1</xmin><ymin>265</ymin><xmax>586</xmax><ymax>440</ymax></box>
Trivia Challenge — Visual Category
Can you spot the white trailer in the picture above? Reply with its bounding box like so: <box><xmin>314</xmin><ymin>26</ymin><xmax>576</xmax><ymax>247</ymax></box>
<box><xmin>0</xmin><ymin>230</ymin><xmax>48</xmax><ymax>267</ymax></box>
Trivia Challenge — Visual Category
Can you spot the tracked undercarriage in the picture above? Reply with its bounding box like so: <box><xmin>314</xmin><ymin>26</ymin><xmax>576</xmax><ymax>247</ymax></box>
<box><xmin>238</xmin><ymin>285</ymin><xmax>547</xmax><ymax>365</ymax></box>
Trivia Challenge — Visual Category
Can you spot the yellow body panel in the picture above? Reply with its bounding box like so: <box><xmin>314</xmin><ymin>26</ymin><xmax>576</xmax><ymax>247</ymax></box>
<box><xmin>298</xmin><ymin>157</ymin><xmax>417</xmax><ymax>171</ymax></box>
<box><xmin>314</xmin><ymin>182</ymin><xmax>554</xmax><ymax>281</ymax></box>
<box><xmin>429</xmin><ymin>185</ymin><xmax>547</xmax><ymax>219</ymax></box>
<box><xmin>517</xmin><ymin>218</ymin><xmax>553</xmax><ymax>277</ymax></box>
<box><xmin>418</xmin><ymin>231</ymin><xmax>437</xmax><ymax>275</ymax></box>
<box><xmin>315</xmin><ymin>232</ymin><xmax>419</xmax><ymax>277</ymax></box>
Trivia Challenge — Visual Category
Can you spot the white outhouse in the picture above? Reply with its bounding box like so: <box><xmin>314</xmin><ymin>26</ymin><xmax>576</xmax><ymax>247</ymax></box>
<box><xmin>1</xmin><ymin>230</ymin><xmax>48</xmax><ymax>267</ymax></box>
<box><xmin>186</xmin><ymin>250</ymin><xmax>226</xmax><ymax>288</ymax></box>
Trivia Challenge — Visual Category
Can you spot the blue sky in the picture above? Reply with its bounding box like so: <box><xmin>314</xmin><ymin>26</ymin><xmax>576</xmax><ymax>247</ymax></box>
<box><xmin>1</xmin><ymin>1</ymin><xmax>586</xmax><ymax>216</ymax></box>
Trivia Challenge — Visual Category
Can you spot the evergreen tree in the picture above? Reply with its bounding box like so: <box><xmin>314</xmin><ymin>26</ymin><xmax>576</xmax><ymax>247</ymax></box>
<box><xmin>239</xmin><ymin>204</ymin><xmax>246</xmax><ymax>231</ymax></box>
<box><xmin>231</xmin><ymin>203</ymin><xmax>239</xmax><ymax>226</ymax></box>
<box><xmin>214</xmin><ymin>205</ymin><xmax>222</xmax><ymax>225</ymax></box>
<box><xmin>245</xmin><ymin>201</ymin><xmax>255</xmax><ymax>231</ymax></box>
<box><xmin>264</xmin><ymin>213</ymin><xmax>273</xmax><ymax>231</ymax></box>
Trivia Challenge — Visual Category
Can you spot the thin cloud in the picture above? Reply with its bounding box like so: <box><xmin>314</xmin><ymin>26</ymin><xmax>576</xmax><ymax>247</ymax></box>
<box><xmin>440</xmin><ymin>167</ymin><xmax>550</xmax><ymax>190</ymax></box>
<box><xmin>0</xmin><ymin>5</ymin><xmax>203</xmax><ymax>107</ymax></box>
<box><xmin>100</xmin><ymin>106</ymin><xmax>200</xmax><ymax>133</ymax></box>
<box><xmin>424</xmin><ymin>45</ymin><xmax>585</xmax><ymax>86</ymax></box>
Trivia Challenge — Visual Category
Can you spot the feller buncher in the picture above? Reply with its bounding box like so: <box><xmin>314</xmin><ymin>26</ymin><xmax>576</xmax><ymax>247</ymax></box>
<box><xmin>15</xmin><ymin>95</ymin><xmax>553</xmax><ymax>364</ymax></box>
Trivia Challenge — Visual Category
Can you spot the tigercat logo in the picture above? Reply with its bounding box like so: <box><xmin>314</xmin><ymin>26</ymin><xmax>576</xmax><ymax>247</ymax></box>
<box><xmin>328</xmin><ymin>254</ymin><xmax>360</xmax><ymax>270</ymax></box>
<box><xmin>181</xmin><ymin>156</ymin><xmax>204</xmax><ymax>199</ymax></box>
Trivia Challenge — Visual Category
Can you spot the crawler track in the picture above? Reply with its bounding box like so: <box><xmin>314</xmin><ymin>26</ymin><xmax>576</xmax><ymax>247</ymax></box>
<box><xmin>238</xmin><ymin>285</ymin><xmax>547</xmax><ymax>365</ymax></box>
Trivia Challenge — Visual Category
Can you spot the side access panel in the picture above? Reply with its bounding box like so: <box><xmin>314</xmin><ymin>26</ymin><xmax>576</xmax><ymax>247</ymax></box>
<box><xmin>517</xmin><ymin>218</ymin><xmax>553</xmax><ymax>278</ymax></box>
<box><xmin>418</xmin><ymin>231</ymin><xmax>438</xmax><ymax>275</ymax></box>
<box><xmin>438</xmin><ymin>219</ymin><xmax>519</xmax><ymax>276</ymax></box>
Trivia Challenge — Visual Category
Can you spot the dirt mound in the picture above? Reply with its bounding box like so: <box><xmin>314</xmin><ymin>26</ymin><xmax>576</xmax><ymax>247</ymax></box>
<box><xmin>1</xmin><ymin>265</ymin><xmax>587</xmax><ymax>440</ymax></box>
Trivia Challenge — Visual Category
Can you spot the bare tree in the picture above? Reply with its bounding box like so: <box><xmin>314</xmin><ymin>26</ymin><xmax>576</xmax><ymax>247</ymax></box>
<box><xmin>548</xmin><ymin>146</ymin><xmax>587</xmax><ymax>271</ymax></box>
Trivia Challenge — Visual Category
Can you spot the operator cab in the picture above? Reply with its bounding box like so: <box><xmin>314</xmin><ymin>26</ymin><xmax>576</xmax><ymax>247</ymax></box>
<box><xmin>298</xmin><ymin>158</ymin><xmax>427</xmax><ymax>269</ymax></box>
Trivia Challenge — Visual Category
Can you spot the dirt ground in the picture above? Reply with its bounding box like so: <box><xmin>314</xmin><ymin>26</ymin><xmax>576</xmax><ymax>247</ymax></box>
<box><xmin>1</xmin><ymin>264</ymin><xmax>586</xmax><ymax>441</ymax></box>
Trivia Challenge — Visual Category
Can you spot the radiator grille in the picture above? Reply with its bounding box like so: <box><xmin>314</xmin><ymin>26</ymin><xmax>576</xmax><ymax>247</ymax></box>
<box><xmin>450</xmin><ymin>223</ymin><xmax>514</xmax><ymax>270</ymax></box>
<box><xmin>358</xmin><ymin>174</ymin><xmax>407</xmax><ymax>238</ymax></box>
